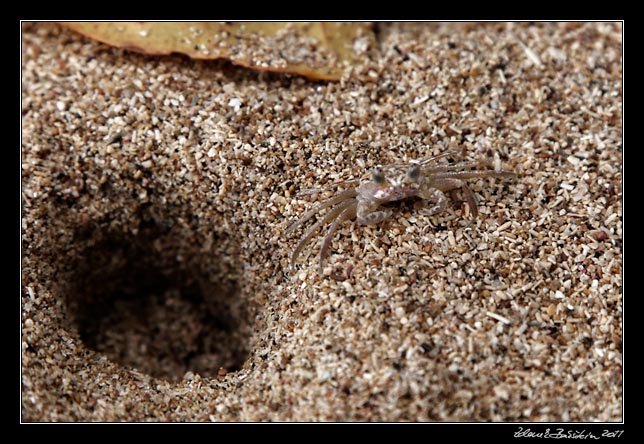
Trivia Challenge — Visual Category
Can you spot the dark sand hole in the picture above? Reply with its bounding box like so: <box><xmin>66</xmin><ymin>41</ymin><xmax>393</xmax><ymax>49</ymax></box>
<box><xmin>64</xmin><ymin>211</ymin><xmax>253</xmax><ymax>382</ymax></box>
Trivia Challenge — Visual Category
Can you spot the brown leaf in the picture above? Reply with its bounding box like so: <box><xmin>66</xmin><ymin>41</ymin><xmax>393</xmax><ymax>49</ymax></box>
<box><xmin>61</xmin><ymin>22</ymin><xmax>375</xmax><ymax>81</ymax></box>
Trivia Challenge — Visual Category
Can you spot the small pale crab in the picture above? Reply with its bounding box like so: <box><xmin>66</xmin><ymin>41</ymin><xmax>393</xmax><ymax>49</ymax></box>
<box><xmin>285</xmin><ymin>151</ymin><xmax>517</xmax><ymax>273</ymax></box>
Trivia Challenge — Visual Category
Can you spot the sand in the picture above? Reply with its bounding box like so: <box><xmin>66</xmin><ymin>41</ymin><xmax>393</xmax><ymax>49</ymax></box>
<box><xmin>21</xmin><ymin>22</ymin><xmax>622</xmax><ymax>422</ymax></box>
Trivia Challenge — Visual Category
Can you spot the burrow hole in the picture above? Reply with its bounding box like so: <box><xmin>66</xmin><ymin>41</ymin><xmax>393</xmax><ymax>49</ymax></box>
<box><xmin>64</xmin><ymin>208</ymin><xmax>254</xmax><ymax>381</ymax></box>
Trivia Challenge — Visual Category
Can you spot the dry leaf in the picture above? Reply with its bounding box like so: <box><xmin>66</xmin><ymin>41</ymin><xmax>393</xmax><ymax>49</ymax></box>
<box><xmin>62</xmin><ymin>22</ymin><xmax>375</xmax><ymax>80</ymax></box>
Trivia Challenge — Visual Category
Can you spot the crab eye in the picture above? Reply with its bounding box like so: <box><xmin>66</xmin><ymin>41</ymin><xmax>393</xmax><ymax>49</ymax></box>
<box><xmin>372</xmin><ymin>168</ymin><xmax>386</xmax><ymax>185</ymax></box>
<box><xmin>406</xmin><ymin>165</ymin><xmax>421</xmax><ymax>182</ymax></box>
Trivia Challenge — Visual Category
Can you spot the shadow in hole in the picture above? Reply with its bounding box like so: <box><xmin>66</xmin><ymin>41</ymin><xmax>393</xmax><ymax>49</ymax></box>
<box><xmin>64</xmin><ymin>209</ymin><xmax>252</xmax><ymax>382</ymax></box>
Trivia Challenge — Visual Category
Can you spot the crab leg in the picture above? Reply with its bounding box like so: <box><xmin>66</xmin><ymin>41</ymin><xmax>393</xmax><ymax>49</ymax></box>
<box><xmin>417</xmin><ymin>151</ymin><xmax>453</xmax><ymax>165</ymax></box>
<box><xmin>423</xmin><ymin>161</ymin><xmax>491</xmax><ymax>174</ymax></box>
<box><xmin>318</xmin><ymin>202</ymin><xmax>358</xmax><ymax>273</ymax></box>
<box><xmin>285</xmin><ymin>188</ymin><xmax>358</xmax><ymax>235</ymax></box>
<box><xmin>384</xmin><ymin>152</ymin><xmax>453</xmax><ymax>171</ymax></box>
<box><xmin>290</xmin><ymin>199</ymin><xmax>356</xmax><ymax>268</ymax></box>
<box><xmin>459</xmin><ymin>183</ymin><xmax>479</xmax><ymax>220</ymax></box>
<box><xmin>424</xmin><ymin>178</ymin><xmax>480</xmax><ymax>220</ymax></box>
<box><xmin>416</xmin><ymin>188</ymin><xmax>449</xmax><ymax>215</ymax></box>
<box><xmin>432</xmin><ymin>170</ymin><xmax>517</xmax><ymax>181</ymax></box>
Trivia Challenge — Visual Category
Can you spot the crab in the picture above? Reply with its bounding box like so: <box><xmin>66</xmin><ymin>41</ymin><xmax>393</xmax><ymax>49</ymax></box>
<box><xmin>285</xmin><ymin>151</ymin><xmax>517</xmax><ymax>273</ymax></box>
